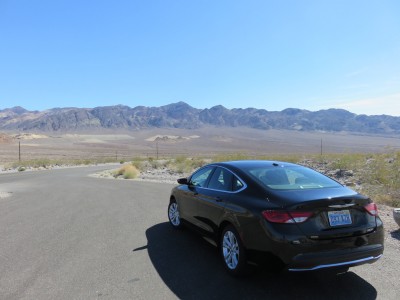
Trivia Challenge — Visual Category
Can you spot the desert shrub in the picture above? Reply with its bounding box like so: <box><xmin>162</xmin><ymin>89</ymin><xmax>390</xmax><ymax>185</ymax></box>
<box><xmin>361</xmin><ymin>153</ymin><xmax>397</xmax><ymax>186</ymax></box>
<box><xmin>114</xmin><ymin>164</ymin><xmax>140</xmax><ymax>179</ymax></box>
<box><xmin>329</xmin><ymin>153</ymin><xmax>365</xmax><ymax>171</ymax></box>
<box><xmin>212</xmin><ymin>153</ymin><xmax>304</xmax><ymax>164</ymax></box>
<box><xmin>166</xmin><ymin>156</ymin><xmax>207</xmax><ymax>174</ymax></box>
<box><xmin>389</xmin><ymin>152</ymin><xmax>400</xmax><ymax>190</ymax></box>
<box><xmin>82</xmin><ymin>159</ymin><xmax>92</xmax><ymax>165</ymax></box>
<box><xmin>159</xmin><ymin>159</ymin><xmax>170</xmax><ymax>168</ymax></box>
<box><xmin>262</xmin><ymin>154</ymin><xmax>303</xmax><ymax>163</ymax></box>
<box><xmin>72</xmin><ymin>157</ymin><xmax>116</xmax><ymax>165</ymax></box>
<box><xmin>131</xmin><ymin>158</ymin><xmax>144</xmax><ymax>170</ymax></box>
<box><xmin>375</xmin><ymin>193</ymin><xmax>400</xmax><ymax>208</ymax></box>
<box><xmin>171</xmin><ymin>156</ymin><xmax>191</xmax><ymax>173</ymax></box>
<box><xmin>150</xmin><ymin>160</ymin><xmax>161</xmax><ymax>169</ymax></box>
<box><xmin>12</xmin><ymin>159</ymin><xmax>53</xmax><ymax>169</ymax></box>
<box><xmin>174</xmin><ymin>155</ymin><xmax>189</xmax><ymax>165</ymax></box>
<box><xmin>212</xmin><ymin>153</ymin><xmax>251</xmax><ymax>162</ymax></box>
<box><xmin>342</xmin><ymin>151</ymin><xmax>400</xmax><ymax>207</ymax></box>
<box><xmin>123</xmin><ymin>166</ymin><xmax>140</xmax><ymax>179</ymax></box>
<box><xmin>174</xmin><ymin>155</ymin><xmax>187</xmax><ymax>164</ymax></box>
<box><xmin>190</xmin><ymin>157</ymin><xmax>207</xmax><ymax>169</ymax></box>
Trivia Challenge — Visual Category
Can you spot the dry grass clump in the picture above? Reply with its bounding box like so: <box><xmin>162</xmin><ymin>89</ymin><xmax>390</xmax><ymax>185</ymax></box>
<box><xmin>130</xmin><ymin>157</ymin><xmax>146</xmax><ymax>170</ymax></box>
<box><xmin>358</xmin><ymin>152</ymin><xmax>400</xmax><ymax>207</ymax></box>
<box><xmin>212</xmin><ymin>152</ymin><xmax>304</xmax><ymax>163</ymax></box>
<box><xmin>168</xmin><ymin>156</ymin><xmax>207</xmax><ymax>174</ymax></box>
<box><xmin>114</xmin><ymin>164</ymin><xmax>140</xmax><ymax>179</ymax></box>
<box><xmin>12</xmin><ymin>158</ymin><xmax>55</xmax><ymax>169</ymax></box>
<box><xmin>212</xmin><ymin>153</ymin><xmax>251</xmax><ymax>162</ymax></box>
<box><xmin>324</xmin><ymin>153</ymin><xmax>365</xmax><ymax>171</ymax></box>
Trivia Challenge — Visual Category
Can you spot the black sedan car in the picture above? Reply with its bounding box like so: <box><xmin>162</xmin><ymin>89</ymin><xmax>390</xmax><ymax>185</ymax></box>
<box><xmin>168</xmin><ymin>160</ymin><xmax>384</xmax><ymax>275</ymax></box>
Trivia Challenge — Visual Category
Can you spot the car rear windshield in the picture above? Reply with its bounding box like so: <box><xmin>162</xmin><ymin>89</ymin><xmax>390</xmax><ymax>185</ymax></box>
<box><xmin>244</xmin><ymin>165</ymin><xmax>342</xmax><ymax>190</ymax></box>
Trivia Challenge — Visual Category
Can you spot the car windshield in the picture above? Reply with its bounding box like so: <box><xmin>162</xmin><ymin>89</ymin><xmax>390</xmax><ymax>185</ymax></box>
<box><xmin>244</xmin><ymin>165</ymin><xmax>341</xmax><ymax>190</ymax></box>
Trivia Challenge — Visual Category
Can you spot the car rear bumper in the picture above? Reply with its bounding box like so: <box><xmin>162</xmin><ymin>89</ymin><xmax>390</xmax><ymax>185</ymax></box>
<box><xmin>244</xmin><ymin>221</ymin><xmax>384</xmax><ymax>271</ymax></box>
<box><xmin>287</xmin><ymin>244</ymin><xmax>384</xmax><ymax>271</ymax></box>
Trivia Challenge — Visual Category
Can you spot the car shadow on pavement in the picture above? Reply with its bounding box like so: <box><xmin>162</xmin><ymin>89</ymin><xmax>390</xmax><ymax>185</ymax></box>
<box><xmin>391</xmin><ymin>229</ymin><xmax>400</xmax><ymax>240</ymax></box>
<box><xmin>142</xmin><ymin>222</ymin><xmax>377</xmax><ymax>300</ymax></box>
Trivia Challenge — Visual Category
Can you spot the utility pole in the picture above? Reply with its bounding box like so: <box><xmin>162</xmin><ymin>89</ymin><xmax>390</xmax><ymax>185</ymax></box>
<box><xmin>320</xmin><ymin>138</ymin><xmax>323</xmax><ymax>156</ymax></box>
<box><xmin>156</xmin><ymin>140</ymin><xmax>159</xmax><ymax>159</ymax></box>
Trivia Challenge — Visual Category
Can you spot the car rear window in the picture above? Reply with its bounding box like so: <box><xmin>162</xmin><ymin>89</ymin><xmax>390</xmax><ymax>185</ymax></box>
<box><xmin>244</xmin><ymin>166</ymin><xmax>341</xmax><ymax>190</ymax></box>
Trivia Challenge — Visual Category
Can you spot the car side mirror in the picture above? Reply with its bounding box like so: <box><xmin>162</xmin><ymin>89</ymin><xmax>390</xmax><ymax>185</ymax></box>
<box><xmin>177</xmin><ymin>178</ymin><xmax>188</xmax><ymax>185</ymax></box>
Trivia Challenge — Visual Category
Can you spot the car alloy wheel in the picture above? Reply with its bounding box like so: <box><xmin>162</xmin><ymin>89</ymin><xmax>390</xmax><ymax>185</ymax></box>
<box><xmin>220</xmin><ymin>225</ymin><xmax>246</xmax><ymax>275</ymax></box>
<box><xmin>168</xmin><ymin>201</ymin><xmax>182</xmax><ymax>229</ymax></box>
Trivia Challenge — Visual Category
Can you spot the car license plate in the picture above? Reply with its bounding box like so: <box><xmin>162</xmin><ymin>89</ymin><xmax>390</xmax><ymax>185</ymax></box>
<box><xmin>328</xmin><ymin>210</ymin><xmax>352</xmax><ymax>226</ymax></box>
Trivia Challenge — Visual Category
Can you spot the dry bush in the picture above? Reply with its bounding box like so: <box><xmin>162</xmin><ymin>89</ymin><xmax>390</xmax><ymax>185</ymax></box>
<box><xmin>131</xmin><ymin>158</ymin><xmax>145</xmax><ymax>170</ymax></box>
<box><xmin>114</xmin><ymin>164</ymin><xmax>140</xmax><ymax>179</ymax></box>
<box><xmin>212</xmin><ymin>153</ymin><xmax>250</xmax><ymax>162</ymax></box>
<box><xmin>168</xmin><ymin>156</ymin><xmax>207</xmax><ymax>174</ymax></box>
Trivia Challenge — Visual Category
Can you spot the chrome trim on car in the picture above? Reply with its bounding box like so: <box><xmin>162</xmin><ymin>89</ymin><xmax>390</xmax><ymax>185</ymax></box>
<box><xmin>328</xmin><ymin>203</ymin><xmax>355</xmax><ymax>208</ymax></box>
<box><xmin>288</xmin><ymin>254</ymin><xmax>383</xmax><ymax>272</ymax></box>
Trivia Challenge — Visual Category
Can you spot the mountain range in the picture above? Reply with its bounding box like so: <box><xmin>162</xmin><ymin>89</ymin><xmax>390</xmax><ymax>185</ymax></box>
<box><xmin>1</xmin><ymin>102</ymin><xmax>400</xmax><ymax>135</ymax></box>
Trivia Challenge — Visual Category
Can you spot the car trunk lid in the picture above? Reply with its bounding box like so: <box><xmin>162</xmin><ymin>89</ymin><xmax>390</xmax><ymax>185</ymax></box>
<box><xmin>290</xmin><ymin>197</ymin><xmax>377</xmax><ymax>239</ymax></box>
<box><xmin>267</xmin><ymin>188</ymin><xmax>378</xmax><ymax>239</ymax></box>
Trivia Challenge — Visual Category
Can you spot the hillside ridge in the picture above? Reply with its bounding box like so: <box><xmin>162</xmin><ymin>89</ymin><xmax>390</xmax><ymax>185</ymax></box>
<box><xmin>1</xmin><ymin>102</ymin><xmax>399</xmax><ymax>135</ymax></box>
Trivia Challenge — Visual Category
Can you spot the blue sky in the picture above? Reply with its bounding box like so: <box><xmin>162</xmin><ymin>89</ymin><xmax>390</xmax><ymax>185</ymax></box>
<box><xmin>1</xmin><ymin>0</ymin><xmax>399</xmax><ymax>115</ymax></box>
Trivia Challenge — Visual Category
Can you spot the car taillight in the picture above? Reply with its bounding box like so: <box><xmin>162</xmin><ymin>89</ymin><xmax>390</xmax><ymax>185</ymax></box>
<box><xmin>262</xmin><ymin>210</ymin><xmax>312</xmax><ymax>223</ymax></box>
<box><xmin>364</xmin><ymin>203</ymin><xmax>378</xmax><ymax>216</ymax></box>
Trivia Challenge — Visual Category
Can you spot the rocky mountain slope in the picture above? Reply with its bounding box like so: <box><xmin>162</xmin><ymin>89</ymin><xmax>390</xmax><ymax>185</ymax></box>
<box><xmin>1</xmin><ymin>102</ymin><xmax>400</xmax><ymax>134</ymax></box>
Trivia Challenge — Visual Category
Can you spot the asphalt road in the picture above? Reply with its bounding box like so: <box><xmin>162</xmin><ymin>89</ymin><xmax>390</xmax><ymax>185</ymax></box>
<box><xmin>0</xmin><ymin>166</ymin><xmax>399</xmax><ymax>300</ymax></box>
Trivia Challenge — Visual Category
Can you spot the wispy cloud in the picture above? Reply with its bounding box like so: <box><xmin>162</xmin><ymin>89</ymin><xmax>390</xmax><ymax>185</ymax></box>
<box><xmin>322</xmin><ymin>93</ymin><xmax>400</xmax><ymax>116</ymax></box>
<box><xmin>340</xmin><ymin>83</ymin><xmax>369</xmax><ymax>90</ymax></box>
<box><xmin>385</xmin><ymin>77</ymin><xmax>400</xmax><ymax>86</ymax></box>
<box><xmin>345</xmin><ymin>67</ymin><xmax>369</xmax><ymax>78</ymax></box>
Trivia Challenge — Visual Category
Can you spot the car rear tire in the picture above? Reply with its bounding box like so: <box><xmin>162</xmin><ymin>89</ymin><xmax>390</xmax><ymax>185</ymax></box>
<box><xmin>168</xmin><ymin>200</ymin><xmax>183</xmax><ymax>229</ymax></box>
<box><xmin>220</xmin><ymin>225</ymin><xmax>247</xmax><ymax>276</ymax></box>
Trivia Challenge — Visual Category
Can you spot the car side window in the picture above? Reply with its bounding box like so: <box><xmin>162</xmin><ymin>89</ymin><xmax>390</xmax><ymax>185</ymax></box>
<box><xmin>189</xmin><ymin>166</ymin><xmax>214</xmax><ymax>187</ymax></box>
<box><xmin>207</xmin><ymin>167</ymin><xmax>243</xmax><ymax>192</ymax></box>
<box><xmin>232</xmin><ymin>177</ymin><xmax>244</xmax><ymax>191</ymax></box>
<box><xmin>208</xmin><ymin>167</ymin><xmax>227</xmax><ymax>190</ymax></box>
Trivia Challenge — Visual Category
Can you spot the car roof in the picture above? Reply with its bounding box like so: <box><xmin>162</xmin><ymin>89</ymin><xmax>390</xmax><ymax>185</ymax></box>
<box><xmin>214</xmin><ymin>160</ymin><xmax>300</xmax><ymax>169</ymax></box>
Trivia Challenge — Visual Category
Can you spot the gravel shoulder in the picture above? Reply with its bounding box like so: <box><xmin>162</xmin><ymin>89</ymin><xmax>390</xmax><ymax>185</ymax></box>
<box><xmin>377</xmin><ymin>205</ymin><xmax>400</xmax><ymax>249</ymax></box>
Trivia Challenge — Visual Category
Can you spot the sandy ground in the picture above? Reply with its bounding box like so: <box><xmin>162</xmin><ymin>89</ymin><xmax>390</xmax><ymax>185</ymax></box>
<box><xmin>2</xmin><ymin>128</ymin><xmax>400</xmax><ymax>165</ymax></box>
